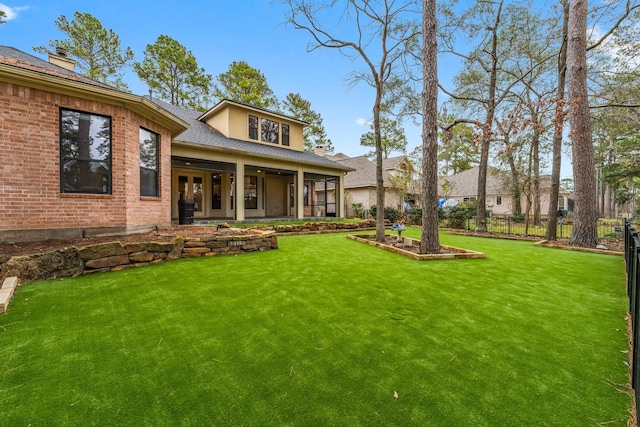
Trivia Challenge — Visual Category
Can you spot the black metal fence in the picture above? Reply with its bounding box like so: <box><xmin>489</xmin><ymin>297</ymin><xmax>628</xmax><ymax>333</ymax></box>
<box><xmin>624</xmin><ymin>220</ymin><xmax>640</xmax><ymax>421</ymax></box>
<box><xmin>440</xmin><ymin>216</ymin><xmax>625</xmax><ymax>240</ymax></box>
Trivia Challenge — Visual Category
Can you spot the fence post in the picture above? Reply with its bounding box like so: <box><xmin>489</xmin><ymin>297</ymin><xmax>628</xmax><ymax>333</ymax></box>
<box><xmin>507</xmin><ymin>217</ymin><xmax>511</xmax><ymax>235</ymax></box>
<box><xmin>633</xmin><ymin>241</ymin><xmax>640</xmax><ymax>392</ymax></box>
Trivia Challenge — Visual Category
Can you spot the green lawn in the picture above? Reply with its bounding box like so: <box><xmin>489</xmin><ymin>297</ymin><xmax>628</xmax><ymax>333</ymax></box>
<box><xmin>0</xmin><ymin>229</ymin><xmax>631</xmax><ymax>426</ymax></box>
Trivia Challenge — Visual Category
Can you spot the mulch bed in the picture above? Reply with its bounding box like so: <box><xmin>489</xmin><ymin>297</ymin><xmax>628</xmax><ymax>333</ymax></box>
<box><xmin>358</xmin><ymin>235</ymin><xmax>461</xmax><ymax>255</ymax></box>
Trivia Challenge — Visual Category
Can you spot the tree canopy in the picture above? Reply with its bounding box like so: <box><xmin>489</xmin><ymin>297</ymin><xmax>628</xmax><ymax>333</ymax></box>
<box><xmin>213</xmin><ymin>61</ymin><xmax>279</xmax><ymax>110</ymax></box>
<box><xmin>33</xmin><ymin>12</ymin><xmax>134</xmax><ymax>90</ymax></box>
<box><xmin>438</xmin><ymin>121</ymin><xmax>478</xmax><ymax>176</ymax></box>
<box><xmin>282</xmin><ymin>92</ymin><xmax>333</xmax><ymax>153</ymax></box>
<box><xmin>134</xmin><ymin>35</ymin><xmax>213</xmax><ymax>111</ymax></box>
<box><xmin>359</xmin><ymin>116</ymin><xmax>408</xmax><ymax>159</ymax></box>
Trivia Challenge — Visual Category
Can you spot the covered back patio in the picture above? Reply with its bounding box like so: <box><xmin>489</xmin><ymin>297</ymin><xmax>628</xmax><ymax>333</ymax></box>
<box><xmin>171</xmin><ymin>157</ymin><xmax>344</xmax><ymax>222</ymax></box>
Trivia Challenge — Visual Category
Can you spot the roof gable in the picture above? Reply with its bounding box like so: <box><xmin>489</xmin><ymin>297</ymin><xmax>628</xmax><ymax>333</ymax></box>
<box><xmin>151</xmin><ymin>98</ymin><xmax>352</xmax><ymax>172</ymax></box>
<box><xmin>198</xmin><ymin>99</ymin><xmax>308</xmax><ymax>126</ymax></box>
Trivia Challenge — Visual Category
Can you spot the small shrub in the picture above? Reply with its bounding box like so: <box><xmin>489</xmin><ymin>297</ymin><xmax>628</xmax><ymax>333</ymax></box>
<box><xmin>369</xmin><ymin>205</ymin><xmax>400</xmax><ymax>223</ymax></box>
<box><xmin>445</xmin><ymin>205</ymin><xmax>470</xmax><ymax>229</ymax></box>
<box><xmin>510</xmin><ymin>214</ymin><xmax>526</xmax><ymax>223</ymax></box>
<box><xmin>351</xmin><ymin>203</ymin><xmax>365</xmax><ymax>219</ymax></box>
<box><xmin>406</xmin><ymin>207</ymin><xmax>423</xmax><ymax>225</ymax></box>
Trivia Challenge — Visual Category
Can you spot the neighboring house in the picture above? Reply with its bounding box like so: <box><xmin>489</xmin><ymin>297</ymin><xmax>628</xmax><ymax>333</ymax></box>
<box><xmin>440</xmin><ymin>166</ymin><xmax>573</xmax><ymax>218</ymax></box>
<box><xmin>323</xmin><ymin>152</ymin><xmax>418</xmax><ymax>217</ymax></box>
<box><xmin>0</xmin><ymin>46</ymin><xmax>351</xmax><ymax>243</ymax></box>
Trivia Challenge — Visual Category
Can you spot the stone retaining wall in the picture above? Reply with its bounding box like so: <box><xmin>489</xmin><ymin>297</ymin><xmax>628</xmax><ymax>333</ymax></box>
<box><xmin>1</xmin><ymin>231</ymin><xmax>278</xmax><ymax>285</ymax></box>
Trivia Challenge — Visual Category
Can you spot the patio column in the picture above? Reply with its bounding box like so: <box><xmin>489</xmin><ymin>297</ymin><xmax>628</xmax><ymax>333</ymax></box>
<box><xmin>296</xmin><ymin>168</ymin><xmax>304</xmax><ymax>219</ymax></box>
<box><xmin>338</xmin><ymin>174</ymin><xmax>345</xmax><ymax>218</ymax></box>
<box><xmin>235</xmin><ymin>159</ymin><xmax>245</xmax><ymax>221</ymax></box>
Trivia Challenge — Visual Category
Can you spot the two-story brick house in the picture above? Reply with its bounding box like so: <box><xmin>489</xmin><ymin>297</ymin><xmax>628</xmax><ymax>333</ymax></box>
<box><xmin>0</xmin><ymin>46</ymin><xmax>350</xmax><ymax>243</ymax></box>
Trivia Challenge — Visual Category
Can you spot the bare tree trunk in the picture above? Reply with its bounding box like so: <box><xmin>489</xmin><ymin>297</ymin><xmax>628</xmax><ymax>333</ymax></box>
<box><xmin>532</xmin><ymin>129</ymin><xmax>541</xmax><ymax>225</ymax></box>
<box><xmin>605</xmin><ymin>185</ymin><xmax>613</xmax><ymax>219</ymax></box>
<box><xmin>476</xmin><ymin>1</ymin><xmax>504</xmax><ymax>232</ymax></box>
<box><xmin>420</xmin><ymin>0</ymin><xmax>440</xmax><ymax>254</ymax></box>
<box><xmin>598</xmin><ymin>170</ymin><xmax>605</xmax><ymax>216</ymax></box>
<box><xmin>374</xmin><ymin>90</ymin><xmax>386</xmax><ymax>242</ymax></box>
<box><xmin>567</xmin><ymin>0</ymin><xmax>599</xmax><ymax>247</ymax></box>
<box><xmin>503</xmin><ymin>134</ymin><xmax>522</xmax><ymax>215</ymax></box>
<box><xmin>545</xmin><ymin>0</ymin><xmax>569</xmax><ymax>241</ymax></box>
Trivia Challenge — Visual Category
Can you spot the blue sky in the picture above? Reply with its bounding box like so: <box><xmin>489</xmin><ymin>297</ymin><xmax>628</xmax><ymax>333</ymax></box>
<box><xmin>0</xmin><ymin>0</ymin><xmax>573</xmax><ymax>178</ymax></box>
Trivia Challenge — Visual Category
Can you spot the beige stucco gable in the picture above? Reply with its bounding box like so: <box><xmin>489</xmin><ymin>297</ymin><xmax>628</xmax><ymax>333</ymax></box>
<box><xmin>198</xmin><ymin>100</ymin><xmax>306</xmax><ymax>151</ymax></box>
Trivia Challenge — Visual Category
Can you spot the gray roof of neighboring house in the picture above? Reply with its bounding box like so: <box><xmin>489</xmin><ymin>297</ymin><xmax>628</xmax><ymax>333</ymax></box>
<box><xmin>0</xmin><ymin>45</ymin><xmax>114</xmax><ymax>90</ymax></box>
<box><xmin>439</xmin><ymin>166</ymin><xmax>509</xmax><ymax>197</ymax></box>
<box><xmin>325</xmin><ymin>152</ymin><xmax>351</xmax><ymax>161</ymax></box>
<box><xmin>440</xmin><ymin>166</ymin><xmax>556</xmax><ymax>198</ymax></box>
<box><xmin>152</xmin><ymin>98</ymin><xmax>352</xmax><ymax>172</ymax></box>
<box><xmin>333</xmin><ymin>155</ymin><xmax>406</xmax><ymax>188</ymax></box>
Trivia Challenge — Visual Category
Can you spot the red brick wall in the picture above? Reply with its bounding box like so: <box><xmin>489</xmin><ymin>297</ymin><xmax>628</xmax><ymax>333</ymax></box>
<box><xmin>0</xmin><ymin>82</ymin><xmax>173</xmax><ymax>242</ymax></box>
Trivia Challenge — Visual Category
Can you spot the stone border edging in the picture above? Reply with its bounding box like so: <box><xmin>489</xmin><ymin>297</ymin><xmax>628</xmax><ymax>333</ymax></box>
<box><xmin>446</xmin><ymin>230</ymin><xmax>623</xmax><ymax>256</ymax></box>
<box><xmin>347</xmin><ymin>234</ymin><xmax>485</xmax><ymax>260</ymax></box>
<box><xmin>446</xmin><ymin>230</ymin><xmax>540</xmax><ymax>241</ymax></box>
<box><xmin>0</xmin><ymin>276</ymin><xmax>18</xmax><ymax>313</ymax></box>
<box><xmin>534</xmin><ymin>240</ymin><xmax>623</xmax><ymax>256</ymax></box>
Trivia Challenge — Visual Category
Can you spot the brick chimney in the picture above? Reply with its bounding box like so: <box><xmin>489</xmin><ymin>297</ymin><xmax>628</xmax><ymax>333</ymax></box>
<box><xmin>314</xmin><ymin>144</ymin><xmax>326</xmax><ymax>156</ymax></box>
<box><xmin>48</xmin><ymin>46</ymin><xmax>76</xmax><ymax>72</ymax></box>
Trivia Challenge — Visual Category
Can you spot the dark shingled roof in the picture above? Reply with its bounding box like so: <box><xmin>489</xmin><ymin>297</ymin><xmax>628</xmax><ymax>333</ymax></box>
<box><xmin>0</xmin><ymin>45</ymin><xmax>115</xmax><ymax>90</ymax></box>
<box><xmin>152</xmin><ymin>98</ymin><xmax>351</xmax><ymax>172</ymax></box>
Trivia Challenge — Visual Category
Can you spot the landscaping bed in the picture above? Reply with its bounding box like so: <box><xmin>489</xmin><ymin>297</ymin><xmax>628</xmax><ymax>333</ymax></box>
<box><xmin>348</xmin><ymin>234</ymin><xmax>485</xmax><ymax>260</ymax></box>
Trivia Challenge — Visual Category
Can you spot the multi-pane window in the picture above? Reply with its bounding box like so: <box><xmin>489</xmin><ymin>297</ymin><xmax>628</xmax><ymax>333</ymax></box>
<box><xmin>282</xmin><ymin>124</ymin><xmax>290</xmax><ymax>146</ymax></box>
<box><xmin>249</xmin><ymin>115</ymin><xmax>258</xmax><ymax>140</ymax></box>
<box><xmin>139</xmin><ymin>128</ymin><xmax>159</xmax><ymax>197</ymax></box>
<box><xmin>245</xmin><ymin>175</ymin><xmax>258</xmax><ymax>209</ymax></box>
<box><xmin>496</xmin><ymin>195</ymin><xmax>502</xmax><ymax>206</ymax></box>
<box><xmin>261</xmin><ymin>118</ymin><xmax>279</xmax><ymax>143</ymax></box>
<box><xmin>60</xmin><ymin>109</ymin><xmax>111</xmax><ymax>194</ymax></box>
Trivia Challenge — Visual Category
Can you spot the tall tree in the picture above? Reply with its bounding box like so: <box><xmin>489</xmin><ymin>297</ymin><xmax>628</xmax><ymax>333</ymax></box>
<box><xmin>420</xmin><ymin>0</ymin><xmax>440</xmax><ymax>254</ymax></box>
<box><xmin>0</xmin><ymin>10</ymin><xmax>6</xmax><ymax>24</ymax></box>
<box><xmin>285</xmin><ymin>0</ymin><xmax>421</xmax><ymax>242</ymax></box>
<box><xmin>213</xmin><ymin>61</ymin><xmax>279</xmax><ymax>110</ymax></box>
<box><xmin>546</xmin><ymin>0</ymin><xmax>638</xmax><ymax>238</ymax></box>
<box><xmin>282</xmin><ymin>92</ymin><xmax>334</xmax><ymax>153</ymax></box>
<box><xmin>567</xmin><ymin>0</ymin><xmax>599</xmax><ymax>246</ymax></box>
<box><xmin>440</xmin><ymin>0</ymin><xmax>507</xmax><ymax>232</ymax></box>
<box><xmin>545</xmin><ymin>0</ymin><xmax>569</xmax><ymax>240</ymax></box>
<box><xmin>438</xmin><ymin>121</ymin><xmax>478</xmax><ymax>176</ymax></box>
<box><xmin>33</xmin><ymin>12</ymin><xmax>134</xmax><ymax>90</ymax></box>
<box><xmin>134</xmin><ymin>35</ymin><xmax>213</xmax><ymax>111</ymax></box>
<box><xmin>359</xmin><ymin>116</ymin><xmax>408</xmax><ymax>159</ymax></box>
